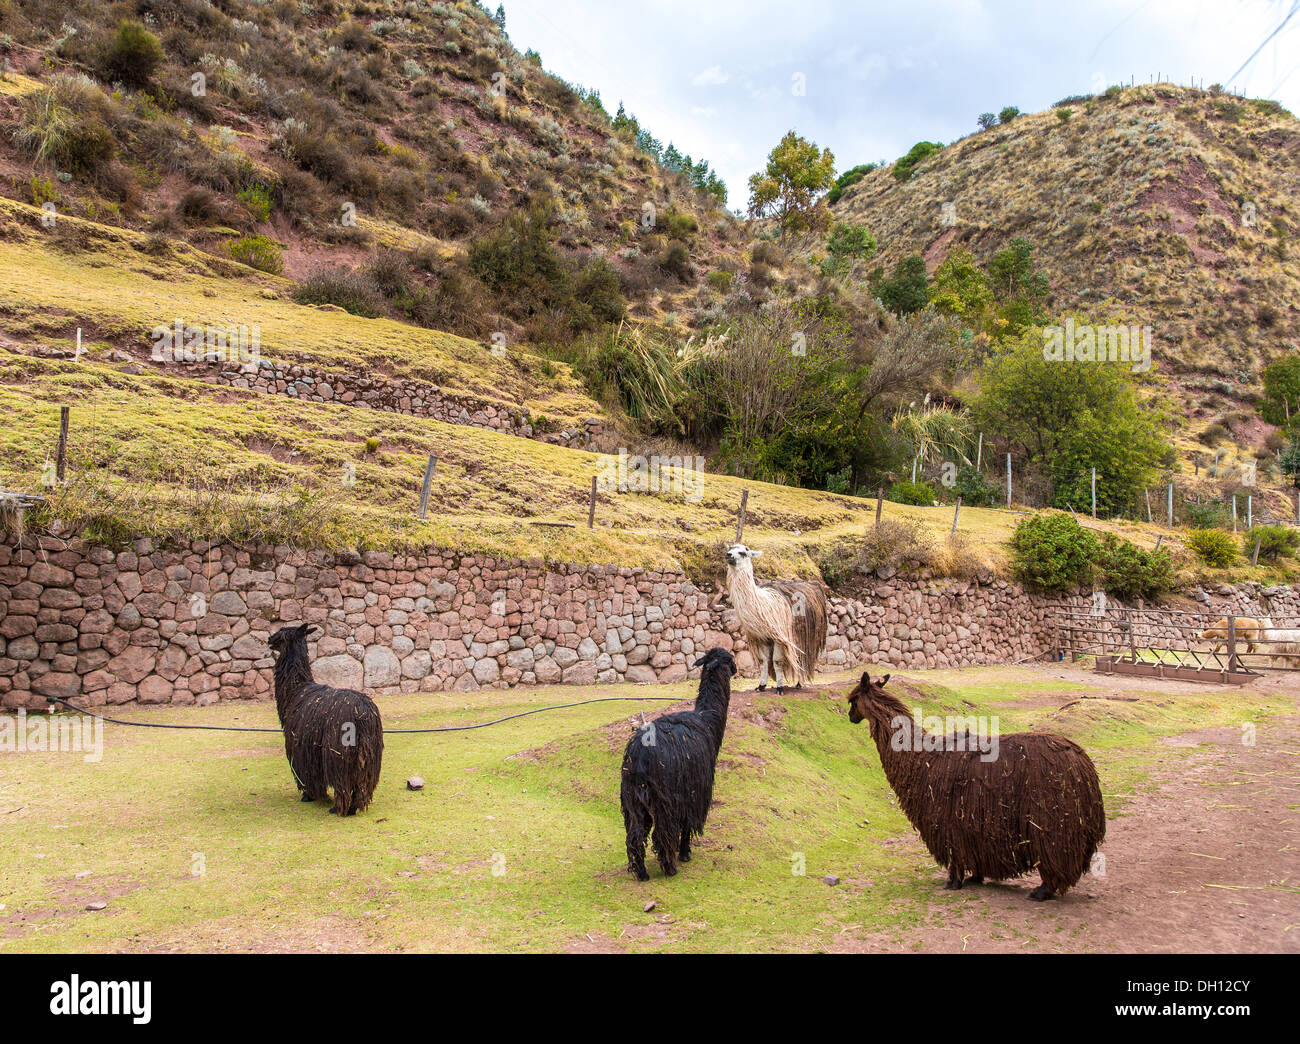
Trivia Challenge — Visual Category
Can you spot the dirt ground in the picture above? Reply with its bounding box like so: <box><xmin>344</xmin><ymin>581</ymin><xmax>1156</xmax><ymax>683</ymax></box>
<box><xmin>831</xmin><ymin>666</ymin><xmax>1300</xmax><ymax>954</ymax></box>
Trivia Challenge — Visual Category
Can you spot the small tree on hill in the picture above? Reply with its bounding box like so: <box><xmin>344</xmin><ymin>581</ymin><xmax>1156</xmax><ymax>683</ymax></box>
<box><xmin>747</xmin><ymin>131</ymin><xmax>835</xmax><ymax>237</ymax></box>
<box><xmin>977</xmin><ymin>112</ymin><xmax>998</xmax><ymax>131</ymax></box>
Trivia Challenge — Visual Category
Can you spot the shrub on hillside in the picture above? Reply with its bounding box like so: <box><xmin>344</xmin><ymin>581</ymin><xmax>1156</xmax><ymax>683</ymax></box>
<box><xmin>1243</xmin><ymin>524</ymin><xmax>1300</xmax><ymax>563</ymax></box>
<box><xmin>15</xmin><ymin>83</ymin><xmax>115</xmax><ymax>174</ymax></box>
<box><xmin>292</xmin><ymin>268</ymin><xmax>386</xmax><ymax>317</ymax></box>
<box><xmin>98</xmin><ymin>21</ymin><xmax>165</xmax><ymax>89</ymax></box>
<box><xmin>227</xmin><ymin>234</ymin><xmax>284</xmax><ymax>274</ymax></box>
<box><xmin>874</xmin><ymin>255</ymin><xmax>928</xmax><ymax>314</ymax></box>
<box><xmin>887</xmin><ymin>479</ymin><xmax>936</xmax><ymax>506</ymax></box>
<box><xmin>1185</xmin><ymin>528</ymin><xmax>1237</xmax><ymax>568</ymax></box>
<box><xmin>826</xmin><ymin>163</ymin><xmax>875</xmax><ymax>204</ymax></box>
<box><xmin>892</xmin><ymin>141</ymin><xmax>942</xmax><ymax>182</ymax></box>
<box><xmin>1096</xmin><ymin>534</ymin><xmax>1174</xmax><ymax>601</ymax></box>
<box><xmin>1008</xmin><ymin>514</ymin><xmax>1098</xmax><ymax>592</ymax></box>
<box><xmin>951</xmin><ymin>465</ymin><xmax>1000</xmax><ymax>506</ymax></box>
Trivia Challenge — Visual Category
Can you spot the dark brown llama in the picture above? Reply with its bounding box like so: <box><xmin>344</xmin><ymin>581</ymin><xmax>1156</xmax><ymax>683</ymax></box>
<box><xmin>846</xmin><ymin>671</ymin><xmax>1105</xmax><ymax>900</ymax></box>
<box><xmin>267</xmin><ymin>623</ymin><xmax>383</xmax><ymax>816</ymax></box>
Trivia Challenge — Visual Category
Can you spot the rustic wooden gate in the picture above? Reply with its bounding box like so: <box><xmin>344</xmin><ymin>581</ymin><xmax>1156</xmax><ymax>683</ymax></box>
<box><xmin>1051</xmin><ymin>604</ymin><xmax>1295</xmax><ymax>684</ymax></box>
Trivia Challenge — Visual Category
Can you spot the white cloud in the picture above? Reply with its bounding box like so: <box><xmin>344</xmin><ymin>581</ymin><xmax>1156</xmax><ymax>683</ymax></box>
<box><xmin>691</xmin><ymin>64</ymin><xmax>729</xmax><ymax>86</ymax></box>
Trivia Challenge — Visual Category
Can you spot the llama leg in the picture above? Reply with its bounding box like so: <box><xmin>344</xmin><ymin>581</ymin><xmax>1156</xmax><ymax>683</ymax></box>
<box><xmin>944</xmin><ymin>865</ymin><xmax>965</xmax><ymax>890</ymax></box>
<box><xmin>624</xmin><ymin>799</ymin><xmax>651</xmax><ymax>881</ymax></box>
<box><xmin>1028</xmin><ymin>880</ymin><xmax>1057</xmax><ymax>901</ymax></box>
<box><xmin>757</xmin><ymin>643</ymin><xmax>770</xmax><ymax>691</ymax></box>
<box><xmin>772</xmin><ymin>650</ymin><xmax>786</xmax><ymax>694</ymax></box>
<box><xmin>966</xmin><ymin>874</ymin><xmax>984</xmax><ymax>885</ymax></box>
<box><xmin>679</xmin><ymin>824</ymin><xmax>691</xmax><ymax>863</ymax></box>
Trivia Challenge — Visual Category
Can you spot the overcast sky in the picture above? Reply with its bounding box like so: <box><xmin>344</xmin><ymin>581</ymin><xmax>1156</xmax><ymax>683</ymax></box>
<box><xmin>504</xmin><ymin>0</ymin><xmax>1300</xmax><ymax>209</ymax></box>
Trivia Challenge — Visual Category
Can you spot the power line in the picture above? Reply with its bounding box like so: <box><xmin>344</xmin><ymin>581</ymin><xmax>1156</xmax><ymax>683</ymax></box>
<box><xmin>1225</xmin><ymin>0</ymin><xmax>1300</xmax><ymax>87</ymax></box>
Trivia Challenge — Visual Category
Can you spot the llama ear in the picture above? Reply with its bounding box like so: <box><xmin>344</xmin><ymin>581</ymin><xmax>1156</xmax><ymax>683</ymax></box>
<box><xmin>750</xmin><ymin>549</ymin><xmax>763</xmax><ymax>559</ymax></box>
<box><xmin>299</xmin><ymin>624</ymin><xmax>319</xmax><ymax>638</ymax></box>
<box><xmin>693</xmin><ymin>654</ymin><xmax>706</xmax><ymax>668</ymax></box>
<box><xmin>860</xmin><ymin>671</ymin><xmax>870</xmax><ymax>688</ymax></box>
<box><xmin>881</xmin><ymin>673</ymin><xmax>890</xmax><ymax>686</ymax></box>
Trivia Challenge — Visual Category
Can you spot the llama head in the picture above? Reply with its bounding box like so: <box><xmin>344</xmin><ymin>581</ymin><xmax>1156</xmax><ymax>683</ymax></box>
<box><xmin>724</xmin><ymin>543</ymin><xmax>762</xmax><ymax>570</ymax></box>
<box><xmin>846</xmin><ymin>670</ymin><xmax>891</xmax><ymax>724</ymax></box>
<box><xmin>267</xmin><ymin>622</ymin><xmax>320</xmax><ymax>653</ymax></box>
<box><xmin>693</xmin><ymin>647</ymin><xmax>737</xmax><ymax>676</ymax></box>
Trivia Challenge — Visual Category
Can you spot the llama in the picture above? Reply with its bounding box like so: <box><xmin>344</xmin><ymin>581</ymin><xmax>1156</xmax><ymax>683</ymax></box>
<box><xmin>846</xmin><ymin>671</ymin><xmax>1105</xmax><ymax>901</ymax></box>
<box><xmin>1198</xmin><ymin>616</ymin><xmax>1267</xmax><ymax>656</ymax></box>
<box><xmin>267</xmin><ymin>623</ymin><xmax>384</xmax><ymax>816</ymax></box>
<box><xmin>620</xmin><ymin>647</ymin><xmax>736</xmax><ymax>880</ymax></box>
<box><xmin>1262</xmin><ymin>624</ymin><xmax>1300</xmax><ymax>667</ymax></box>
<box><xmin>724</xmin><ymin>543</ymin><xmax>828</xmax><ymax>691</ymax></box>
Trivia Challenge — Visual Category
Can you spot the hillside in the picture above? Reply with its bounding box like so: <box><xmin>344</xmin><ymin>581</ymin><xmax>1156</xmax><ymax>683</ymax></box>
<box><xmin>827</xmin><ymin>84</ymin><xmax>1299</xmax><ymax>383</ymax></box>
<box><xmin>0</xmin><ymin>0</ymin><xmax>746</xmax><ymax>345</ymax></box>
<box><xmin>809</xmin><ymin>84</ymin><xmax>1300</xmax><ymax>523</ymax></box>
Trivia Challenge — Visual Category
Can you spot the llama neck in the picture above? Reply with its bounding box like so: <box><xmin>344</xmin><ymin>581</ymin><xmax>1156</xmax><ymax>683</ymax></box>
<box><xmin>727</xmin><ymin>563</ymin><xmax>764</xmax><ymax>619</ymax></box>
<box><xmin>862</xmin><ymin>690</ymin><xmax>926</xmax><ymax>789</ymax></box>
<box><xmin>695</xmin><ymin>669</ymin><xmax>732</xmax><ymax>752</ymax></box>
<box><xmin>273</xmin><ymin>642</ymin><xmax>315</xmax><ymax>723</ymax></box>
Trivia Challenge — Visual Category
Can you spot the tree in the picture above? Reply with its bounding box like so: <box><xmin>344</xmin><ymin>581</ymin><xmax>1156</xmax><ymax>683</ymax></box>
<box><xmin>971</xmin><ymin>327</ymin><xmax>1170</xmax><ymax>515</ymax></box>
<box><xmin>747</xmin><ymin>131</ymin><xmax>836</xmax><ymax>236</ymax></box>
<box><xmin>822</xmin><ymin>222</ymin><xmax>876</xmax><ymax>274</ymax></box>
<box><xmin>999</xmin><ymin>105</ymin><xmax>1020</xmax><ymax>123</ymax></box>
<box><xmin>988</xmin><ymin>237</ymin><xmax>1049</xmax><ymax>336</ymax></box>
<box><xmin>493</xmin><ymin>4</ymin><xmax>506</xmax><ymax>29</ymax></box>
<box><xmin>874</xmin><ymin>254</ymin><xmax>929</xmax><ymax>315</ymax></box>
<box><xmin>928</xmin><ymin>249</ymin><xmax>993</xmax><ymax>328</ymax></box>
<box><xmin>977</xmin><ymin>112</ymin><xmax>998</xmax><ymax>131</ymax></box>
<box><xmin>1280</xmin><ymin>434</ymin><xmax>1300</xmax><ymax>488</ymax></box>
<box><xmin>1259</xmin><ymin>355</ymin><xmax>1300</xmax><ymax>427</ymax></box>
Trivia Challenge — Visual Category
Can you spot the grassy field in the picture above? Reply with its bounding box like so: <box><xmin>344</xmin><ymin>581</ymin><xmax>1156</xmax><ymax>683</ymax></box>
<box><xmin>0</xmin><ymin>665</ymin><xmax>1287</xmax><ymax>953</ymax></box>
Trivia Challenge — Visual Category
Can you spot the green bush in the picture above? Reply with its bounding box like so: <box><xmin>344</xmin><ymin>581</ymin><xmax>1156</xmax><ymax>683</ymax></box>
<box><xmin>236</xmin><ymin>184</ymin><xmax>273</xmax><ymax>223</ymax></box>
<box><xmin>998</xmin><ymin>106</ymin><xmax>1020</xmax><ymax>123</ymax></box>
<box><xmin>99</xmin><ymin>21</ymin><xmax>165</xmax><ymax>89</ymax></box>
<box><xmin>892</xmin><ymin>141</ymin><xmax>942</xmax><ymax>182</ymax></box>
<box><xmin>1185</xmin><ymin>528</ymin><xmax>1237</xmax><ymax>568</ymax></box>
<box><xmin>227</xmin><ymin>234</ymin><xmax>283</xmax><ymax>274</ymax></box>
<box><xmin>1096</xmin><ymin>534</ymin><xmax>1174</xmax><ymax>601</ymax></box>
<box><xmin>1008</xmin><ymin>514</ymin><xmax>1098</xmax><ymax>592</ymax></box>
<box><xmin>874</xmin><ymin>255</ymin><xmax>928</xmax><ymax>314</ymax></box>
<box><xmin>1243</xmin><ymin>524</ymin><xmax>1300</xmax><ymax>563</ymax></box>
<box><xmin>706</xmin><ymin>270</ymin><xmax>733</xmax><ymax>293</ymax></box>
<box><xmin>951</xmin><ymin>465</ymin><xmax>1000</xmax><ymax>506</ymax></box>
<box><xmin>573</xmin><ymin>257</ymin><xmax>626</xmax><ymax>324</ymax></box>
<box><xmin>826</xmin><ymin>163</ymin><xmax>875</xmax><ymax>204</ymax></box>
<box><xmin>826</xmin><ymin>221</ymin><xmax>876</xmax><ymax>261</ymax></box>
<box><xmin>887</xmin><ymin>479</ymin><xmax>936</xmax><ymax>506</ymax></box>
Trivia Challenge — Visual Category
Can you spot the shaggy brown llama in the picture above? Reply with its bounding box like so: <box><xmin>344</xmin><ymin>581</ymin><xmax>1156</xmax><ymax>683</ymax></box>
<box><xmin>846</xmin><ymin>671</ymin><xmax>1105</xmax><ymax>901</ymax></box>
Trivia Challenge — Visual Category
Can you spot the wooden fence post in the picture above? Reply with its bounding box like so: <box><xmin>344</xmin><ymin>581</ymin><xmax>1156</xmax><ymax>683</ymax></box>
<box><xmin>875</xmin><ymin>488</ymin><xmax>883</xmax><ymax>528</ymax></box>
<box><xmin>735</xmin><ymin>488</ymin><xmax>748</xmax><ymax>544</ymax></box>
<box><xmin>1091</xmin><ymin>467</ymin><xmax>1097</xmax><ymax>519</ymax></box>
<box><xmin>1006</xmin><ymin>453</ymin><xmax>1012</xmax><ymax>509</ymax></box>
<box><xmin>976</xmin><ymin>432</ymin><xmax>983</xmax><ymax>471</ymax></box>
<box><xmin>951</xmin><ymin>497</ymin><xmax>961</xmax><ymax>535</ymax></box>
<box><xmin>587</xmin><ymin>475</ymin><xmax>597</xmax><ymax>529</ymax></box>
<box><xmin>1228</xmin><ymin>616</ymin><xmax>1237</xmax><ymax>673</ymax></box>
<box><xmin>55</xmin><ymin>406</ymin><xmax>70</xmax><ymax>485</ymax></box>
<box><xmin>417</xmin><ymin>454</ymin><xmax>437</xmax><ymax>519</ymax></box>
<box><xmin>1167</xmin><ymin>482</ymin><xmax>1173</xmax><ymax>526</ymax></box>
<box><xmin>1251</xmin><ymin>536</ymin><xmax>1262</xmax><ymax>567</ymax></box>
<box><xmin>1145</xmin><ymin>488</ymin><xmax>1152</xmax><ymax>523</ymax></box>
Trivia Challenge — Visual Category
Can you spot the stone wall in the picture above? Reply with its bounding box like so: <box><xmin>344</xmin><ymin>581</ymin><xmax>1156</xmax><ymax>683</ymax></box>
<box><xmin>0</xmin><ymin>535</ymin><xmax>1289</xmax><ymax>709</ymax></box>
<box><xmin>205</xmin><ymin>358</ymin><xmax>602</xmax><ymax>449</ymax></box>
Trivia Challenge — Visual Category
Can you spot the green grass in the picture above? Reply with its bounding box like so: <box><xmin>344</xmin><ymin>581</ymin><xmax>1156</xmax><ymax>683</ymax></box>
<box><xmin>1</xmin><ymin>666</ymin><xmax>1286</xmax><ymax>952</ymax></box>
